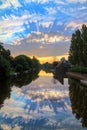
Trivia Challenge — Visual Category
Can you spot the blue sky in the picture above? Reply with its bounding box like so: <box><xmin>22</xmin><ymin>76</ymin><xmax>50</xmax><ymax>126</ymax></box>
<box><xmin>0</xmin><ymin>0</ymin><xmax>87</xmax><ymax>62</ymax></box>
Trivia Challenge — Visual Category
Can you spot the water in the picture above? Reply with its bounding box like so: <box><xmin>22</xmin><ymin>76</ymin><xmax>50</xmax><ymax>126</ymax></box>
<box><xmin>0</xmin><ymin>70</ymin><xmax>87</xmax><ymax>130</ymax></box>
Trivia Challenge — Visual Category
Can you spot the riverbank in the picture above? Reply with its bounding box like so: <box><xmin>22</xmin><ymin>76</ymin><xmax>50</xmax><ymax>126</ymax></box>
<box><xmin>67</xmin><ymin>72</ymin><xmax>87</xmax><ymax>86</ymax></box>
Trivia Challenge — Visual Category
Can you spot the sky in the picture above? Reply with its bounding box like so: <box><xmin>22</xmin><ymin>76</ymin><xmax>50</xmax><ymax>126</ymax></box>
<box><xmin>0</xmin><ymin>0</ymin><xmax>87</xmax><ymax>63</ymax></box>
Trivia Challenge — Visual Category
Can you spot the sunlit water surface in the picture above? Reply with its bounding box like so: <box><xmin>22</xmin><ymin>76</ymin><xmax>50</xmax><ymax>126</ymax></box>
<box><xmin>0</xmin><ymin>71</ymin><xmax>86</xmax><ymax>130</ymax></box>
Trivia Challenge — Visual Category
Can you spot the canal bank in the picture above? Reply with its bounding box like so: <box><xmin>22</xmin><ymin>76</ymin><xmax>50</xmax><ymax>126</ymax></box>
<box><xmin>67</xmin><ymin>72</ymin><xmax>87</xmax><ymax>86</ymax></box>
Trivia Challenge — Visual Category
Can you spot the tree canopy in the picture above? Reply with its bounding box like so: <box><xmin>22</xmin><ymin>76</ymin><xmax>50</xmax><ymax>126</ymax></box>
<box><xmin>0</xmin><ymin>42</ymin><xmax>40</xmax><ymax>79</ymax></box>
<box><xmin>13</xmin><ymin>55</ymin><xmax>32</xmax><ymax>72</ymax></box>
<box><xmin>13</xmin><ymin>55</ymin><xmax>40</xmax><ymax>73</ymax></box>
<box><xmin>69</xmin><ymin>24</ymin><xmax>87</xmax><ymax>67</ymax></box>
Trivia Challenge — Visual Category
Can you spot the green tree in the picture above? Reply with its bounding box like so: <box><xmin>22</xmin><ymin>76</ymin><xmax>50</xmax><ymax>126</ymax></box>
<box><xmin>15</xmin><ymin>64</ymin><xmax>23</xmax><ymax>73</ymax></box>
<box><xmin>0</xmin><ymin>42</ymin><xmax>12</xmax><ymax>79</ymax></box>
<box><xmin>69</xmin><ymin>24</ymin><xmax>87</xmax><ymax>66</ymax></box>
<box><xmin>13</xmin><ymin>55</ymin><xmax>32</xmax><ymax>72</ymax></box>
<box><xmin>0</xmin><ymin>42</ymin><xmax>13</xmax><ymax>65</ymax></box>
<box><xmin>32</xmin><ymin>56</ymin><xmax>40</xmax><ymax>71</ymax></box>
<box><xmin>0</xmin><ymin>55</ymin><xmax>10</xmax><ymax>79</ymax></box>
<box><xmin>81</xmin><ymin>24</ymin><xmax>87</xmax><ymax>66</ymax></box>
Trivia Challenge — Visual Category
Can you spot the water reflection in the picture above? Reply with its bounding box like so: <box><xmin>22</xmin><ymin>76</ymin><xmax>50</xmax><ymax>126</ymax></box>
<box><xmin>53</xmin><ymin>71</ymin><xmax>67</xmax><ymax>85</ymax></box>
<box><xmin>69</xmin><ymin>78</ymin><xmax>87</xmax><ymax>128</ymax></box>
<box><xmin>0</xmin><ymin>72</ymin><xmax>39</xmax><ymax>109</ymax></box>
<box><xmin>0</xmin><ymin>80</ymin><xmax>12</xmax><ymax>109</ymax></box>
<box><xmin>0</xmin><ymin>71</ymin><xmax>86</xmax><ymax>130</ymax></box>
<box><xmin>39</xmin><ymin>70</ymin><xmax>53</xmax><ymax>76</ymax></box>
<box><xmin>13</xmin><ymin>72</ymin><xmax>39</xmax><ymax>87</ymax></box>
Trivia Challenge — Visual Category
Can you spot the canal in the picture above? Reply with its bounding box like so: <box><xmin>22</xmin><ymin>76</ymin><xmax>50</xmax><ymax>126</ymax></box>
<box><xmin>0</xmin><ymin>70</ymin><xmax>87</xmax><ymax>130</ymax></box>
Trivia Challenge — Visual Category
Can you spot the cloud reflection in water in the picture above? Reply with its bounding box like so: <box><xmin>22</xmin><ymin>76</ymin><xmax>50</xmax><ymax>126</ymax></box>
<box><xmin>0</xmin><ymin>75</ymin><xmax>83</xmax><ymax>130</ymax></box>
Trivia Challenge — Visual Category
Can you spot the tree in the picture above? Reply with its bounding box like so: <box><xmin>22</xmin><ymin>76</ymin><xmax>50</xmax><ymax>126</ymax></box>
<box><xmin>32</xmin><ymin>56</ymin><xmax>40</xmax><ymax>72</ymax></box>
<box><xmin>0</xmin><ymin>55</ymin><xmax>10</xmax><ymax>79</ymax></box>
<box><xmin>0</xmin><ymin>42</ymin><xmax>12</xmax><ymax>79</ymax></box>
<box><xmin>0</xmin><ymin>42</ymin><xmax>12</xmax><ymax>65</ymax></box>
<box><xmin>13</xmin><ymin>55</ymin><xmax>32</xmax><ymax>72</ymax></box>
<box><xmin>81</xmin><ymin>24</ymin><xmax>87</xmax><ymax>66</ymax></box>
<box><xmin>69</xmin><ymin>24</ymin><xmax>87</xmax><ymax>66</ymax></box>
<box><xmin>15</xmin><ymin>64</ymin><xmax>23</xmax><ymax>73</ymax></box>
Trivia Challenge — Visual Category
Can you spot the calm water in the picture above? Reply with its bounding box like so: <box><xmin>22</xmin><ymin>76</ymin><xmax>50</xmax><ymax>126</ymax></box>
<box><xmin>0</xmin><ymin>70</ymin><xmax>87</xmax><ymax>130</ymax></box>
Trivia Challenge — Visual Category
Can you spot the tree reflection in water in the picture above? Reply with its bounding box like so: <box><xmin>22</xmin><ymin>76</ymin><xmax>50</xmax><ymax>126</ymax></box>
<box><xmin>13</xmin><ymin>72</ymin><xmax>39</xmax><ymax>88</ymax></box>
<box><xmin>0</xmin><ymin>71</ymin><xmax>39</xmax><ymax>109</ymax></box>
<box><xmin>53</xmin><ymin>71</ymin><xmax>67</xmax><ymax>85</ymax></box>
<box><xmin>0</xmin><ymin>80</ymin><xmax>12</xmax><ymax>109</ymax></box>
<box><xmin>69</xmin><ymin>78</ymin><xmax>87</xmax><ymax>128</ymax></box>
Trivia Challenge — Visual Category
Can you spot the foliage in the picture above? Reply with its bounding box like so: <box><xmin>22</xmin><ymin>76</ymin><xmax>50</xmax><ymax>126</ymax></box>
<box><xmin>69</xmin><ymin>24</ymin><xmax>87</xmax><ymax>66</ymax></box>
<box><xmin>0</xmin><ymin>42</ymin><xmax>13</xmax><ymax>79</ymax></box>
<box><xmin>15</xmin><ymin>64</ymin><xmax>23</xmax><ymax>73</ymax></box>
<box><xmin>0</xmin><ymin>42</ymin><xmax>40</xmax><ymax>77</ymax></box>
<box><xmin>13</xmin><ymin>55</ymin><xmax>32</xmax><ymax>72</ymax></box>
<box><xmin>13</xmin><ymin>55</ymin><xmax>40</xmax><ymax>73</ymax></box>
<box><xmin>52</xmin><ymin>61</ymin><xmax>58</xmax><ymax>68</ymax></box>
<box><xmin>69</xmin><ymin>66</ymin><xmax>87</xmax><ymax>73</ymax></box>
<box><xmin>41</xmin><ymin>62</ymin><xmax>53</xmax><ymax>72</ymax></box>
<box><xmin>32</xmin><ymin>56</ymin><xmax>40</xmax><ymax>71</ymax></box>
<box><xmin>0</xmin><ymin>42</ymin><xmax>13</xmax><ymax>64</ymax></box>
<box><xmin>0</xmin><ymin>55</ymin><xmax>10</xmax><ymax>79</ymax></box>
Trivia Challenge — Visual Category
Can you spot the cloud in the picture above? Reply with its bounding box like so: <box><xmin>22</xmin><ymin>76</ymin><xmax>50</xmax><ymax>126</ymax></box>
<box><xmin>0</xmin><ymin>124</ymin><xmax>11</xmax><ymax>130</ymax></box>
<box><xmin>45</xmin><ymin>7</ymin><xmax>57</xmax><ymax>15</ymax></box>
<box><xmin>65</xmin><ymin>21</ymin><xmax>87</xmax><ymax>31</ymax></box>
<box><xmin>11</xmin><ymin>31</ymin><xmax>70</xmax><ymax>45</ymax></box>
<box><xmin>0</xmin><ymin>0</ymin><xmax>87</xmax><ymax>58</ymax></box>
<box><xmin>4</xmin><ymin>39</ymin><xmax>70</xmax><ymax>58</ymax></box>
<box><xmin>40</xmin><ymin>21</ymin><xmax>53</xmax><ymax>28</ymax></box>
<box><xmin>78</xmin><ymin>6</ymin><xmax>87</xmax><ymax>10</ymax></box>
<box><xmin>66</xmin><ymin>0</ymin><xmax>87</xmax><ymax>3</ymax></box>
<box><xmin>54</xmin><ymin>0</ymin><xmax>66</xmax><ymax>5</ymax></box>
<box><xmin>25</xmin><ymin>0</ymin><xmax>49</xmax><ymax>4</ymax></box>
<box><xmin>0</xmin><ymin>11</ymin><xmax>31</xmax><ymax>43</ymax></box>
<box><xmin>0</xmin><ymin>0</ymin><xmax>21</xmax><ymax>9</ymax></box>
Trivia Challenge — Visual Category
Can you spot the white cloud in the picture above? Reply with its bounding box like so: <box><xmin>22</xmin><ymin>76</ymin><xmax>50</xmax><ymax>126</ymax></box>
<box><xmin>0</xmin><ymin>0</ymin><xmax>21</xmax><ymax>9</ymax></box>
<box><xmin>40</xmin><ymin>21</ymin><xmax>53</xmax><ymax>28</ymax></box>
<box><xmin>45</xmin><ymin>7</ymin><xmax>57</xmax><ymax>15</ymax></box>
<box><xmin>65</xmin><ymin>21</ymin><xmax>87</xmax><ymax>31</ymax></box>
<box><xmin>25</xmin><ymin>0</ymin><xmax>49</xmax><ymax>4</ymax></box>
<box><xmin>0</xmin><ymin>11</ymin><xmax>31</xmax><ymax>43</ymax></box>
<box><xmin>54</xmin><ymin>0</ymin><xmax>66</xmax><ymax>5</ymax></box>
<box><xmin>31</xmin><ymin>31</ymin><xmax>42</xmax><ymax>35</ymax></box>
<box><xmin>66</xmin><ymin>0</ymin><xmax>87</xmax><ymax>3</ymax></box>
<box><xmin>78</xmin><ymin>6</ymin><xmax>87</xmax><ymax>10</ymax></box>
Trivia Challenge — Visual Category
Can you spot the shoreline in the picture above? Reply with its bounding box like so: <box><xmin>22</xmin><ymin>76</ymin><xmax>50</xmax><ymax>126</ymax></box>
<box><xmin>67</xmin><ymin>72</ymin><xmax>87</xmax><ymax>86</ymax></box>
